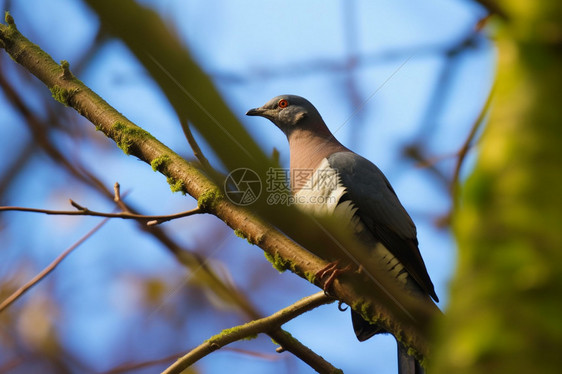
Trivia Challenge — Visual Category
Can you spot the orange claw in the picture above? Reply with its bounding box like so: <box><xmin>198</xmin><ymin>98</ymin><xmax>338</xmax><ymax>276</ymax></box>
<box><xmin>316</xmin><ymin>261</ymin><xmax>352</xmax><ymax>292</ymax></box>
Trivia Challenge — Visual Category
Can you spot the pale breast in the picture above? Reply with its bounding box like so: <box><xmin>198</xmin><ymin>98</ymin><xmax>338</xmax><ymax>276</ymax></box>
<box><xmin>293</xmin><ymin>158</ymin><xmax>369</xmax><ymax>236</ymax></box>
<box><xmin>293</xmin><ymin>158</ymin><xmax>409</xmax><ymax>286</ymax></box>
<box><xmin>293</xmin><ymin>158</ymin><xmax>346</xmax><ymax>215</ymax></box>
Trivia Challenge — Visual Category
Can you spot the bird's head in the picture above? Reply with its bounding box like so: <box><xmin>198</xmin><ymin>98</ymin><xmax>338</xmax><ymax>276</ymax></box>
<box><xmin>246</xmin><ymin>95</ymin><xmax>324</xmax><ymax>137</ymax></box>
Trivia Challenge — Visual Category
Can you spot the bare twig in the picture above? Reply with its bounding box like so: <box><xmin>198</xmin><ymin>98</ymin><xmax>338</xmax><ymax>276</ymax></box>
<box><xmin>180</xmin><ymin>118</ymin><xmax>213</xmax><ymax>172</ymax></box>
<box><xmin>101</xmin><ymin>352</ymin><xmax>185</xmax><ymax>374</ymax></box>
<box><xmin>474</xmin><ymin>0</ymin><xmax>508</xmax><ymax>19</ymax></box>
<box><xmin>404</xmin><ymin>143</ymin><xmax>449</xmax><ymax>185</ymax></box>
<box><xmin>1</xmin><ymin>184</ymin><xmax>201</xmax><ymax>226</ymax></box>
<box><xmin>267</xmin><ymin>328</ymin><xmax>338</xmax><ymax>373</ymax></box>
<box><xmin>0</xmin><ymin>217</ymin><xmax>110</xmax><ymax>313</ymax></box>
<box><xmin>475</xmin><ymin>14</ymin><xmax>494</xmax><ymax>32</ymax></box>
<box><xmin>217</xmin><ymin>347</ymin><xmax>281</xmax><ymax>360</ymax></box>
<box><xmin>414</xmin><ymin>151</ymin><xmax>457</xmax><ymax>170</ymax></box>
<box><xmin>69</xmin><ymin>199</ymin><xmax>87</xmax><ymax>211</ymax></box>
<box><xmin>113</xmin><ymin>182</ymin><xmax>122</xmax><ymax>203</ymax></box>
<box><xmin>420</xmin><ymin>82</ymin><xmax>495</xmax><ymax>228</ymax></box>
<box><xmin>0</xmin><ymin>203</ymin><xmax>201</xmax><ymax>226</ymax></box>
<box><xmin>162</xmin><ymin>292</ymin><xmax>336</xmax><ymax>374</ymax></box>
<box><xmin>102</xmin><ymin>347</ymin><xmax>281</xmax><ymax>374</ymax></box>
<box><xmin>451</xmin><ymin>82</ymin><xmax>496</xmax><ymax>202</ymax></box>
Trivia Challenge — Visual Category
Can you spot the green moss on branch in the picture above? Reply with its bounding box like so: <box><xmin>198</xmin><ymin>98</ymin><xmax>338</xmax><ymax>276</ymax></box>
<box><xmin>197</xmin><ymin>188</ymin><xmax>222</xmax><ymax>212</ymax></box>
<box><xmin>151</xmin><ymin>155</ymin><xmax>171</xmax><ymax>172</ymax></box>
<box><xmin>50</xmin><ymin>85</ymin><xmax>78</xmax><ymax>106</ymax></box>
<box><xmin>264</xmin><ymin>251</ymin><xmax>296</xmax><ymax>273</ymax></box>
<box><xmin>111</xmin><ymin>121</ymin><xmax>154</xmax><ymax>155</ymax></box>
<box><xmin>166</xmin><ymin>176</ymin><xmax>187</xmax><ymax>195</ymax></box>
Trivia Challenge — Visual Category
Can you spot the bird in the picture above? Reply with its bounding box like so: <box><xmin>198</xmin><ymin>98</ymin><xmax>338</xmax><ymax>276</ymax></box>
<box><xmin>246</xmin><ymin>95</ymin><xmax>438</xmax><ymax>374</ymax></box>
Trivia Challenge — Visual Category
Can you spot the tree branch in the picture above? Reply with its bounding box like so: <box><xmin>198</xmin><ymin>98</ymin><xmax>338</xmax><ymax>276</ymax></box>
<box><xmin>162</xmin><ymin>292</ymin><xmax>337</xmax><ymax>374</ymax></box>
<box><xmin>180</xmin><ymin>118</ymin><xmax>213</xmax><ymax>173</ymax></box>
<box><xmin>474</xmin><ymin>0</ymin><xmax>508</xmax><ymax>19</ymax></box>
<box><xmin>0</xmin><ymin>200</ymin><xmax>201</xmax><ymax>226</ymax></box>
<box><xmin>0</xmin><ymin>217</ymin><xmax>110</xmax><ymax>313</ymax></box>
<box><xmin>451</xmin><ymin>82</ymin><xmax>495</xmax><ymax>202</ymax></box>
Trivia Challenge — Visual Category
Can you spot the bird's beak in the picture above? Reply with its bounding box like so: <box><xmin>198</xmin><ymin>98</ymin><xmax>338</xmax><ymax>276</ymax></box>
<box><xmin>245</xmin><ymin>107</ymin><xmax>264</xmax><ymax>116</ymax></box>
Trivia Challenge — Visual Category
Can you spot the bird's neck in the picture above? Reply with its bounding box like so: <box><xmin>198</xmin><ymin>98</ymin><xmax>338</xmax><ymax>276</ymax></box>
<box><xmin>288</xmin><ymin>127</ymin><xmax>348</xmax><ymax>192</ymax></box>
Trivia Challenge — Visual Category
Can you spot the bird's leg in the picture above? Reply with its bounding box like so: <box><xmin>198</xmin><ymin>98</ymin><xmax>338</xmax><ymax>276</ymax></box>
<box><xmin>316</xmin><ymin>261</ymin><xmax>353</xmax><ymax>293</ymax></box>
<box><xmin>316</xmin><ymin>261</ymin><xmax>339</xmax><ymax>280</ymax></box>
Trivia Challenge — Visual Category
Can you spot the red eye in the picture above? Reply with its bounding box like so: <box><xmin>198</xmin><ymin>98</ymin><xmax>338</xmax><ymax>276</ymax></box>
<box><xmin>278</xmin><ymin>99</ymin><xmax>288</xmax><ymax>108</ymax></box>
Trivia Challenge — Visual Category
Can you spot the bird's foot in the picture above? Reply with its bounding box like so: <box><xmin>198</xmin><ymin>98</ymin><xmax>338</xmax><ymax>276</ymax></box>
<box><xmin>316</xmin><ymin>261</ymin><xmax>352</xmax><ymax>294</ymax></box>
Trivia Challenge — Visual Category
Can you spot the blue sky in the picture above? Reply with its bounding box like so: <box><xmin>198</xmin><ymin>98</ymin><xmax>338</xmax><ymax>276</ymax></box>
<box><xmin>0</xmin><ymin>1</ymin><xmax>494</xmax><ymax>373</ymax></box>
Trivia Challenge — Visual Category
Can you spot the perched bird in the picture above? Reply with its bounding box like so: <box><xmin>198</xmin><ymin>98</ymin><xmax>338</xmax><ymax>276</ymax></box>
<box><xmin>247</xmin><ymin>95</ymin><xmax>438</xmax><ymax>374</ymax></box>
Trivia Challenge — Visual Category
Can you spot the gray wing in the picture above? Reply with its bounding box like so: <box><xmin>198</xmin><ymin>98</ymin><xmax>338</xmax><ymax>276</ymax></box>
<box><xmin>328</xmin><ymin>152</ymin><xmax>438</xmax><ymax>301</ymax></box>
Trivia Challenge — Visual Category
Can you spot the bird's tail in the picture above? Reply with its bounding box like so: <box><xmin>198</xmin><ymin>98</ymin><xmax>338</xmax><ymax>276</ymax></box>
<box><xmin>350</xmin><ymin>309</ymin><xmax>385</xmax><ymax>341</ymax></box>
<box><xmin>351</xmin><ymin>310</ymin><xmax>425</xmax><ymax>373</ymax></box>
<box><xmin>397</xmin><ymin>341</ymin><xmax>424</xmax><ymax>374</ymax></box>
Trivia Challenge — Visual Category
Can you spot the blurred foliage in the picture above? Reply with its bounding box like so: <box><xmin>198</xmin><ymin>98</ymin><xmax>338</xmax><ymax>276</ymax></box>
<box><xmin>434</xmin><ymin>1</ymin><xmax>562</xmax><ymax>373</ymax></box>
<box><xmin>84</xmin><ymin>0</ymin><xmax>271</xmax><ymax>175</ymax></box>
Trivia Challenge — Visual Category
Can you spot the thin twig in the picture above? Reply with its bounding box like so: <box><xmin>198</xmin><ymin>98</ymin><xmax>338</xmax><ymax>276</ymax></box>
<box><xmin>0</xmin><ymin>203</ymin><xmax>201</xmax><ymax>226</ymax></box>
<box><xmin>0</xmin><ymin>217</ymin><xmax>110</xmax><ymax>313</ymax></box>
<box><xmin>114</xmin><ymin>182</ymin><xmax>122</xmax><ymax>203</ymax></box>
<box><xmin>180</xmin><ymin>118</ymin><xmax>213</xmax><ymax>172</ymax></box>
<box><xmin>101</xmin><ymin>352</ymin><xmax>185</xmax><ymax>374</ymax></box>
<box><xmin>102</xmin><ymin>347</ymin><xmax>281</xmax><ymax>374</ymax></box>
<box><xmin>474</xmin><ymin>0</ymin><xmax>508</xmax><ymax>19</ymax></box>
<box><xmin>403</xmin><ymin>143</ymin><xmax>449</xmax><ymax>185</ymax></box>
<box><xmin>218</xmin><ymin>347</ymin><xmax>281</xmax><ymax>361</ymax></box>
<box><xmin>161</xmin><ymin>292</ymin><xmax>336</xmax><ymax>374</ymax></box>
<box><xmin>415</xmin><ymin>151</ymin><xmax>457</xmax><ymax>169</ymax></box>
<box><xmin>267</xmin><ymin>328</ymin><xmax>338</xmax><ymax>373</ymax></box>
<box><xmin>451</xmin><ymin>82</ymin><xmax>496</xmax><ymax>202</ymax></box>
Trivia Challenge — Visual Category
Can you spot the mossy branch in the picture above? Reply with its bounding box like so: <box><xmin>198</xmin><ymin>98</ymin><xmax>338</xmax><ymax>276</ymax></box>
<box><xmin>162</xmin><ymin>292</ymin><xmax>338</xmax><ymax>374</ymax></box>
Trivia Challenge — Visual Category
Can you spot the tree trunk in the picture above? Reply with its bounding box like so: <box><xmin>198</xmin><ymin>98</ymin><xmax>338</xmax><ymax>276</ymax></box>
<box><xmin>433</xmin><ymin>1</ymin><xmax>562</xmax><ymax>373</ymax></box>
